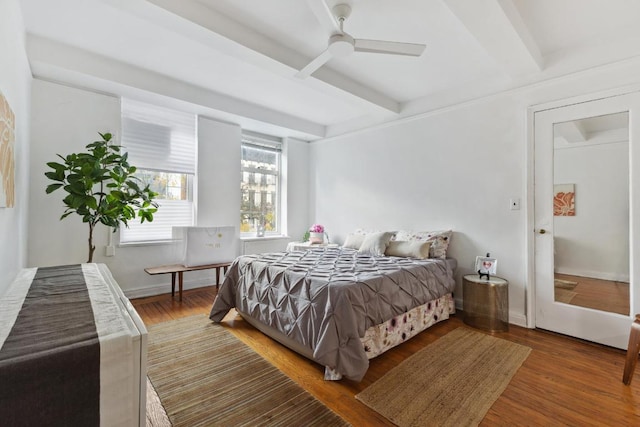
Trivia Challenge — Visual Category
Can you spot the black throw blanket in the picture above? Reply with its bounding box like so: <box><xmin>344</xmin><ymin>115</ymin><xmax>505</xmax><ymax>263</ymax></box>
<box><xmin>0</xmin><ymin>265</ymin><xmax>100</xmax><ymax>426</ymax></box>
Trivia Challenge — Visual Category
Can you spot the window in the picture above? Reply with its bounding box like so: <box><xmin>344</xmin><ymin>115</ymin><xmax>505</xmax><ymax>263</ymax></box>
<box><xmin>119</xmin><ymin>99</ymin><xmax>196</xmax><ymax>243</ymax></box>
<box><xmin>240</xmin><ymin>131</ymin><xmax>282</xmax><ymax>236</ymax></box>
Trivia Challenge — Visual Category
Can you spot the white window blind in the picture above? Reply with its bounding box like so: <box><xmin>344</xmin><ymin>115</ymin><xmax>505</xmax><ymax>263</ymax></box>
<box><xmin>119</xmin><ymin>99</ymin><xmax>196</xmax><ymax>243</ymax></box>
<box><xmin>121</xmin><ymin>98</ymin><xmax>196</xmax><ymax>174</ymax></box>
<box><xmin>242</xmin><ymin>131</ymin><xmax>283</xmax><ymax>153</ymax></box>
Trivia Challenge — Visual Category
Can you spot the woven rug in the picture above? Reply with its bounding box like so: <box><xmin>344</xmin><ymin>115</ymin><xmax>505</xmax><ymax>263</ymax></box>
<box><xmin>554</xmin><ymin>278</ymin><xmax>578</xmax><ymax>289</ymax></box>
<box><xmin>356</xmin><ymin>327</ymin><xmax>531</xmax><ymax>427</ymax></box>
<box><xmin>555</xmin><ymin>287</ymin><xmax>577</xmax><ymax>304</ymax></box>
<box><xmin>147</xmin><ymin>315</ymin><xmax>349</xmax><ymax>427</ymax></box>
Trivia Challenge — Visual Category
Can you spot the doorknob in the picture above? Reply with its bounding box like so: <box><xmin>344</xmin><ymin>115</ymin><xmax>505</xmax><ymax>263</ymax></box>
<box><xmin>538</xmin><ymin>229</ymin><xmax>547</xmax><ymax>234</ymax></box>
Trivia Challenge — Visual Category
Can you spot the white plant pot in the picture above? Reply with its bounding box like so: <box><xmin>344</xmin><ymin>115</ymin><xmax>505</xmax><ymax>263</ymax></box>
<box><xmin>309</xmin><ymin>232</ymin><xmax>324</xmax><ymax>244</ymax></box>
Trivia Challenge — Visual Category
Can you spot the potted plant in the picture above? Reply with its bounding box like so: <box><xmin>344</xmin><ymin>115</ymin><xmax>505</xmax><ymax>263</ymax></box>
<box><xmin>308</xmin><ymin>224</ymin><xmax>325</xmax><ymax>244</ymax></box>
<box><xmin>45</xmin><ymin>132</ymin><xmax>158</xmax><ymax>262</ymax></box>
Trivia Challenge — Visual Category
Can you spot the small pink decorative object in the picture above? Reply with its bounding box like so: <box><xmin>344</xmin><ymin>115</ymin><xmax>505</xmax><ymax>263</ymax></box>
<box><xmin>309</xmin><ymin>224</ymin><xmax>324</xmax><ymax>233</ymax></box>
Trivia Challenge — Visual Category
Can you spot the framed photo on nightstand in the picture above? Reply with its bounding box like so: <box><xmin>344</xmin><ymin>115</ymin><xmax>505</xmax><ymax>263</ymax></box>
<box><xmin>475</xmin><ymin>256</ymin><xmax>497</xmax><ymax>276</ymax></box>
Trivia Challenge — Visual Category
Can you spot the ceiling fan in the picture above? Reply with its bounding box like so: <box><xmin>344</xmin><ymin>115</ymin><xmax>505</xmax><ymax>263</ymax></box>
<box><xmin>295</xmin><ymin>3</ymin><xmax>426</xmax><ymax>79</ymax></box>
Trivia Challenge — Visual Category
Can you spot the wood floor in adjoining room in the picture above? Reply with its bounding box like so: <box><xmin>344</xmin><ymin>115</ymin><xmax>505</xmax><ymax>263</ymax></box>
<box><xmin>555</xmin><ymin>273</ymin><xmax>629</xmax><ymax>315</ymax></box>
<box><xmin>133</xmin><ymin>286</ymin><xmax>640</xmax><ymax>426</ymax></box>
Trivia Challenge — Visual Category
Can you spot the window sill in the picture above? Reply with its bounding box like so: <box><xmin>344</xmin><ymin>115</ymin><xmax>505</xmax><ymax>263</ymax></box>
<box><xmin>118</xmin><ymin>239</ymin><xmax>176</xmax><ymax>248</ymax></box>
<box><xmin>119</xmin><ymin>235</ymin><xmax>292</xmax><ymax>246</ymax></box>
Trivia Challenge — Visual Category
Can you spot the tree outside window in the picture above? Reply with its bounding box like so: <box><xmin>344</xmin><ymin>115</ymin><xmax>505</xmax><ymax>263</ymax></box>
<box><xmin>240</xmin><ymin>136</ymin><xmax>281</xmax><ymax>235</ymax></box>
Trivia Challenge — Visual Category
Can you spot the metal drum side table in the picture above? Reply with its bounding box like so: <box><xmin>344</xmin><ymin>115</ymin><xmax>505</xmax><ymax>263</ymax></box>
<box><xmin>463</xmin><ymin>274</ymin><xmax>509</xmax><ymax>332</ymax></box>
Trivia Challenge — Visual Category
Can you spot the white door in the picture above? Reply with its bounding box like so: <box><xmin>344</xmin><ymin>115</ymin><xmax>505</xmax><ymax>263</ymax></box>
<box><xmin>534</xmin><ymin>93</ymin><xmax>640</xmax><ymax>348</ymax></box>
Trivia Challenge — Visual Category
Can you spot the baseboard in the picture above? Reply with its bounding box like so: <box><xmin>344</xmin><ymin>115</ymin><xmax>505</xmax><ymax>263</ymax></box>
<box><xmin>509</xmin><ymin>311</ymin><xmax>528</xmax><ymax>328</ymax></box>
<box><xmin>554</xmin><ymin>267</ymin><xmax>629</xmax><ymax>283</ymax></box>
<box><xmin>124</xmin><ymin>279</ymin><xmax>217</xmax><ymax>300</ymax></box>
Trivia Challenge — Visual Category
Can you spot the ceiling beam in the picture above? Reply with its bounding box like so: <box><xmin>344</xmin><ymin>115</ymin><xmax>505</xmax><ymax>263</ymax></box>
<box><xmin>101</xmin><ymin>0</ymin><xmax>399</xmax><ymax>114</ymax></box>
<box><xmin>26</xmin><ymin>35</ymin><xmax>326</xmax><ymax>138</ymax></box>
<box><xmin>443</xmin><ymin>0</ymin><xmax>543</xmax><ymax>77</ymax></box>
<box><xmin>303</xmin><ymin>0</ymin><xmax>340</xmax><ymax>33</ymax></box>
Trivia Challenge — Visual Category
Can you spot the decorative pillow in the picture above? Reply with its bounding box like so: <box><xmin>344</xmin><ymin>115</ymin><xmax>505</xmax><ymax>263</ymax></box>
<box><xmin>343</xmin><ymin>229</ymin><xmax>396</xmax><ymax>249</ymax></box>
<box><xmin>343</xmin><ymin>233</ymin><xmax>366</xmax><ymax>250</ymax></box>
<box><xmin>358</xmin><ymin>231</ymin><xmax>394</xmax><ymax>256</ymax></box>
<box><xmin>385</xmin><ymin>240</ymin><xmax>432</xmax><ymax>259</ymax></box>
<box><xmin>394</xmin><ymin>230</ymin><xmax>452</xmax><ymax>259</ymax></box>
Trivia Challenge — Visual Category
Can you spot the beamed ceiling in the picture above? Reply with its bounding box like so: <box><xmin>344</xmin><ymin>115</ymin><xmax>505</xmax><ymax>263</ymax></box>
<box><xmin>20</xmin><ymin>0</ymin><xmax>640</xmax><ymax>140</ymax></box>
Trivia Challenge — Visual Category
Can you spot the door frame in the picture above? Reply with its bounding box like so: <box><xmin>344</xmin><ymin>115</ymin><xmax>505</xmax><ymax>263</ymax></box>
<box><xmin>526</xmin><ymin>83</ymin><xmax>640</xmax><ymax>331</ymax></box>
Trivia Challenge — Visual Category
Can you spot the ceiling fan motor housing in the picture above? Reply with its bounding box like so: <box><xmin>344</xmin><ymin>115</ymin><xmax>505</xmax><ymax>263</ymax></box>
<box><xmin>328</xmin><ymin>33</ymin><xmax>355</xmax><ymax>57</ymax></box>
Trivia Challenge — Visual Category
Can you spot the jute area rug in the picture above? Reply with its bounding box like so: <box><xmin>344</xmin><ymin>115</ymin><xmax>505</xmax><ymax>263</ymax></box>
<box><xmin>554</xmin><ymin>278</ymin><xmax>578</xmax><ymax>290</ymax></box>
<box><xmin>554</xmin><ymin>288</ymin><xmax>577</xmax><ymax>304</ymax></box>
<box><xmin>356</xmin><ymin>327</ymin><xmax>531</xmax><ymax>427</ymax></box>
<box><xmin>146</xmin><ymin>315</ymin><xmax>349</xmax><ymax>427</ymax></box>
<box><xmin>554</xmin><ymin>279</ymin><xmax>578</xmax><ymax>304</ymax></box>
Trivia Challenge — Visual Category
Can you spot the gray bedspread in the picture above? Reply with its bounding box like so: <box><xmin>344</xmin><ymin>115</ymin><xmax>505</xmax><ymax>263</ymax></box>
<box><xmin>210</xmin><ymin>247</ymin><xmax>456</xmax><ymax>381</ymax></box>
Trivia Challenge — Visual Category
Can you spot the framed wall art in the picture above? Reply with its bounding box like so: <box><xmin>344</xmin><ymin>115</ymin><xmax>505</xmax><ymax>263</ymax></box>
<box><xmin>553</xmin><ymin>183</ymin><xmax>575</xmax><ymax>216</ymax></box>
<box><xmin>0</xmin><ymin>90</ymin><xmax>15</xmax><ymax>208</ymax></box>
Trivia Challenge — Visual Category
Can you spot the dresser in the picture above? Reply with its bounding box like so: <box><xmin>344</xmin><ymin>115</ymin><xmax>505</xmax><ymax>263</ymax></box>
<box><xmin>0</xmin><ymin>263</ymin><xmax>147</xmax><ymax>426</ymax></box>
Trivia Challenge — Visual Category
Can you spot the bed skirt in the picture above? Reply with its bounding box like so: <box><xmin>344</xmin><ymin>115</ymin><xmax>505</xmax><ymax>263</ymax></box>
<box><xmin>239</xmin><ymin>292</ymin><xmax>455</xmax><ymax>380</ymax></box>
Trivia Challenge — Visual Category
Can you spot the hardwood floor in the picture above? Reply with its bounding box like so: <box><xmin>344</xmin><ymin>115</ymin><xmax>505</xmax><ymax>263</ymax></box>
<box><xmin>555</xmin><ymin>273</ymin><xmax>629</xmax><ymax>315</ymax></box>
<box><xmin>133</xmin><ymin>286</ymin><xmax>640</xmax><ymax>426</ymax></box>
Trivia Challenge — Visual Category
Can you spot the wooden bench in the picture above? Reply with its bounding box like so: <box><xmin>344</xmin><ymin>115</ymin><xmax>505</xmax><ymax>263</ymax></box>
<box><xmin>144</xmin><ymin>262</ymin><xmax>231</xmax><ymax>302</ymax></box>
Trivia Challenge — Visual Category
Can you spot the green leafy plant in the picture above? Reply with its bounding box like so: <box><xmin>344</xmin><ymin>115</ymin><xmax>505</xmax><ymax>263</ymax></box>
<box><xmin>45</xmin><ymin>132</ymin><xmax>159</xmax><ymax>262</ymax></box>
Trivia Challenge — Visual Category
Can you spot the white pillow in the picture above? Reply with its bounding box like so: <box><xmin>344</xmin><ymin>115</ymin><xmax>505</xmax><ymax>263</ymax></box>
<box><xmin>394</xmin><ymin>230</ymin><xmax>453</xmax><ymax>259</ymax></box>
<box><xmin>385</xmin><ymin>240</ymin><xmax>432</xmax><ymax>259</ymax></box>
<box><xmin>343</xmin><ymin>233</ymin><xmax>366</xmax><ymax>250</ymax></box>
<box><xmin>358</xmin><ymin>232</ymin><xmax>394</xmax><ymax>256</ymax></box>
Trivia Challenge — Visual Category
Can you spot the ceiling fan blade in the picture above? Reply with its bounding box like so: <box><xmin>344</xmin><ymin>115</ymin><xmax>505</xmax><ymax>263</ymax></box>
<box><xmin>354</xmin><ymin>39</ymin><xmax>426</xmax><ymax>56</ymax></box>
<box><xmin>295</xmin><ymin>48</ymin><xmax>333</xmax><ymax>79</ymax></box>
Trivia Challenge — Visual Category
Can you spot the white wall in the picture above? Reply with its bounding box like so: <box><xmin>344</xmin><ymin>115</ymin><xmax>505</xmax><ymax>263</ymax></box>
<box><xmin>29</xmin><ymin>80</ymin><xmax>120</xmax><ymax>267</ymax></box>
<box><xmin>554</xmin><ymin>141</ymin><xmax>629</xmax><ymax>281</ymax></box>
<box><xmin>29</xmin><ymin>79</ymin><xmax>309</xmax><ymax>297</ymax></box>
<box><xmin>310</xmin><ymin>58</ymin><xmax>640</xmax><ymax>326</ymax></box>
<box><xmin>197</xmin><ymin>117</ymin><xmax>241</xmax><ymax>229</ymax></box>
<box><xmin>284</xmin><ymin>137</ymin><xmax>310</xmax><ymax>243</ymax></box>
<box><xmin>0</xmin><ymin>0</ymin><xmax>31</xmax><ymax>293</ymax></box>
<box><xmin>310</xmin><ymin>96</ymin><xmax>526</xmax><ymax>322</ymax></box>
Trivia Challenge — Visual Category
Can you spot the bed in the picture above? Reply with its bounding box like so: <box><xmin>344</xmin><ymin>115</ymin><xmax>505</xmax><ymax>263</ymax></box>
<box><xmin>210</xmin><ymin>231</ymin><xmax>456</xmax><ymax>381</ymax></box>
